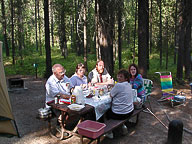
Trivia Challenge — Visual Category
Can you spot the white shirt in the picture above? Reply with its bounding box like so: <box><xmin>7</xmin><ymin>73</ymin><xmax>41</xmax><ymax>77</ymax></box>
<box><xmin>110</xmin><ymin>81</ymin><xmax>134</xmax><ymax>114</ymax></box>
<box><xmin>45</xmin><ymin>74</ymin><xmax>73</xmax><ymax>107</ymax></box>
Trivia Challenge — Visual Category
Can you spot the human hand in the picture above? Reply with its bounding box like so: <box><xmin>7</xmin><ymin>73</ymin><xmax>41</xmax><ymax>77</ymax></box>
<box><xmin>108</xmin><ymin>78</ymin><xmax>114</xmax><ymax>84</ymax></box>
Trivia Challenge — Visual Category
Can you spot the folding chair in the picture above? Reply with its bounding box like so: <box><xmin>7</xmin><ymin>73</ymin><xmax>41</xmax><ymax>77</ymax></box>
<box><xmin>143</xmin><ymin>78</ymin><xmax>153</xmax><ymax>112</ymax></box>
<box><xmin>155</xmin><ymin>72</ymin><xmax>186</xmax><ymax>107</ymax></box>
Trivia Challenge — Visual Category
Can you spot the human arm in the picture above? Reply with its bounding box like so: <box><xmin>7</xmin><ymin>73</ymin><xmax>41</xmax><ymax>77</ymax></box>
<box><xmin>110</xmin><ymin>83</ymin><xmax>119</xmax><ymax>98</ymax></box>
<box><xmin>46</xmin><ymin>77</ymin><xmax>72</xmax><ymax>101</ymax></box>
<box><xmin>58</xmin><ymin>93</ymin><xmax>71</xmax><ymax>99</ymax></box>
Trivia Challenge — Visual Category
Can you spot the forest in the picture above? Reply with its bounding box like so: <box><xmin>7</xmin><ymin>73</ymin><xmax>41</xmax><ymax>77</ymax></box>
<box><xmin>0</xmin><ymin>0</ymin><xmax>191</xmax><ymax>82</ymax></box>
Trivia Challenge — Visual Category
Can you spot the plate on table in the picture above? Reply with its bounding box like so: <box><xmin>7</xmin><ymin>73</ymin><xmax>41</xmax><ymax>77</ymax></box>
<box><xmin>68</xmin><ymin>104</ymin><xmax>85</xmax><ymax>111</ymax></box>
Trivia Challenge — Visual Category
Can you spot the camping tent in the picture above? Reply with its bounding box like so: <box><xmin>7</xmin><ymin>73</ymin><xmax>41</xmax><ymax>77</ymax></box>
<box><xmin>0</xmin><ymin>41</ymin><xmax>18</xmax><ymax>137</ymax></box>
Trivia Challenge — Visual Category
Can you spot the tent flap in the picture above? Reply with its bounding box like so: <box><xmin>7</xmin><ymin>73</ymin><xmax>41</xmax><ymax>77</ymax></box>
<box><xmin>0</xmin><ymin>41</ymin><xmax>18</xmax><ymax>136</ymax></box>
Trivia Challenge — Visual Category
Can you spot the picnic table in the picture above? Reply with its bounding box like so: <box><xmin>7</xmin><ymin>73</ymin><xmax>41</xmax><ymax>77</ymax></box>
<box><xmin>47</xmin><ymin>101</ymin><xmax>94</xmax><ymax>140</ymax></box>
<box><xmin>47</xmin><ymin>87</ymin><xmax>137</xmax><ymax>140</ymax></box>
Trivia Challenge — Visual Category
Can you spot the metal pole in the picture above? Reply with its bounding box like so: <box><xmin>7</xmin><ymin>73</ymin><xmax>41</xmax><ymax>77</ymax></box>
<box><xmin>13</xmin><ymin>120</ymin><xmax>21</xmax><ymax>138</ymax></box>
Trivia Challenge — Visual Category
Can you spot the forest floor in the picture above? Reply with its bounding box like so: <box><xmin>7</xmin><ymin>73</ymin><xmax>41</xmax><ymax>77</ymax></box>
<box><xmin>0</xmin><ymin>75</ymin><xmax>192</xmax><ymax>144</ymax></box>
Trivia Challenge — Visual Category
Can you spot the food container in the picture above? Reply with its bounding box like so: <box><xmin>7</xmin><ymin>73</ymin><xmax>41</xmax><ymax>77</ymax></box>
<box><xmin>71</xmin><ymin>95</ymin><xmax>76</xmax><ymax>104</ymax></box>
<box><xmin>68</xmin><ymin>104</ymin><xmax>85</xmax><ymax>111</ymax></box>
<box><xmin>174</xmin><ymin>95</ymin><xmax>186</xmax><ymax>103</ymax></box>
<box><xmin>99</xmin><ymin>89</ymin><xmax>104</xmax><ymax>96</ymax></box>
<box><xmin>38</xmin><ymin>108</ymin><xmax>52</xmax><ymax>119</ymax></box>
<box><xmin>77</xmin><ymin>120</ymin><xmax>106</xmax><ymax>139</ymax></box>
<box><xmin>59</xmin><ymin>99</ymin><xmax>71</xmax><ymax>104</ymax></box>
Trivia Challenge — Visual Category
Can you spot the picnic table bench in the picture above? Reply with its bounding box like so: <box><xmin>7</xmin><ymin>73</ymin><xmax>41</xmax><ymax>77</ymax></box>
<box><xmin>80</xmin><ymin>106</ymin><xmax>145</xmax><ymax>144</ymax></box>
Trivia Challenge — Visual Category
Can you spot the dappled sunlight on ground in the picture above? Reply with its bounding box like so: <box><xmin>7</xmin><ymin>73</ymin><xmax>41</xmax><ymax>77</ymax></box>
<box><xmin>0</xmin><ymin>76</ymin><xmax>192</xmax><ymax>144</ymax></box>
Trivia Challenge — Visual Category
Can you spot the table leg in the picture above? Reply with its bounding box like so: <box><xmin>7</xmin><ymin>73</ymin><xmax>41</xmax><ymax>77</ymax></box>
<box><xmin>73</xmin><ymin>117</ymin><xmax>84</xmax><ymax>133</ymax></box>
<box><xmin>59</xmin><ymin>111</ymin><xmax>73</xmax><ymax>140</ymax></box>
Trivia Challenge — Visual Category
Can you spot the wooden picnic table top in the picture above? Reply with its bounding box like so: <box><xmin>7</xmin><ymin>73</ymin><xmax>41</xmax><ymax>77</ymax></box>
<box><xmin>47</xmin><ymin>101</ymin><xmax>95</xmax><ymax>116</ymax></box>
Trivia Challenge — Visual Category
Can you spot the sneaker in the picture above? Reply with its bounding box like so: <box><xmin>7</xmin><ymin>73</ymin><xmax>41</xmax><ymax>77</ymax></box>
<box><xmin>122</xmin><ymin>124</ymin><xmax>128</xmax><ymax>135</ymax></box>
<box><xmin>104</xmin><ymin>131</ymin><xmax>114</xmax><ymax>139</ymax></box>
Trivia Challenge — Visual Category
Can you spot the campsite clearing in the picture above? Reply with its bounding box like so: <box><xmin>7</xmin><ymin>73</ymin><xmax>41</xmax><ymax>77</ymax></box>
<box><xmin>0</xmin><ymin>76</ymin><xmax>192</xmax><ymax>144</ymax></box>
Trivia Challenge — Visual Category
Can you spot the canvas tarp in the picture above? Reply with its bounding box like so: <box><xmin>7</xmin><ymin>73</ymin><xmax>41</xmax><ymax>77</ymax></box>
<box><xmin>0</xmin><ymin>41</ymin><xmax>17</xmax><ymax>136</ymax></box>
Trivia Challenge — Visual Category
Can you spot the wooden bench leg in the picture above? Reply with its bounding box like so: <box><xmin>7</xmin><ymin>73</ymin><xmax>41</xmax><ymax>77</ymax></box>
<box><xmin>80</xmin><ymin>135</ymin><xmax>84</xmax><ymax>144</ymax></box>
<box><xmin>48</xmin><ymin>118</ymin><xmax>51</xmax><ymax>132</ymax></box>
<box><xmin>136</xmin><ymin>113</ymin><xmax>140</xmax><ymax>124</ymax></box>
<box><xmin>97</xmin><ymin>137</ymin><xmax>101</xmax><ymax>144</ymax></box>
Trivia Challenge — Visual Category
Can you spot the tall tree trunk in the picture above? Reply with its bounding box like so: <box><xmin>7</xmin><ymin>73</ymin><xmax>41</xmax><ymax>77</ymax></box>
<box><xmin>50</xmin><ymin>1</ymin><xmax>54</xmax><ymax>48</ymax></box>
<box><xmin>176</xmin><ymin>0</ymin><xmax>185</xmax><ymax>80</ymax></box>
<box><xmin>60</xmin><ymin>1</ymin><xmax>67</xmax><ymax>58</ymax></box>
<box><xmin>83</xmin><ymin>0</ymin><xmax>88</xmax><ymax>72</ymax></box>
<box><xmin>70</xmin><ymin>0</ymin><xmax>74</xmax><ymax>51</ymax></box>
<box><xmin>149</xmin><ymin>0</ymin><xmax>153</xmax><ymax>54</ymax></box>
<box><xmin>158</xmin><ymin>0</ymin><xmax>162</xmax><ymax>67</ymax></box>
<box><xmin>95</xmin><ymin>0</ymin><xmax>100</xmax><ymax>60</ymax></box>
<box><xmin>35</xmin><ymin>0</ymin><xmax>38</xmax><ymax>51</ymax></box>
<box><xmin>37</xmin><ymin>0</ymin><xmax>42</xmax><ymax>55</ymax></box>
<box><xmin>174</xmin><ymin>0</ymin><xmax>178</xmax><ymax>64</ymax></box>
<box><xmin>44</xmin><ymin>0</ymin><xmax>52</xmax><ymax>78</ymax></box>
<box><xmin>133</xmin><ymin>0</ymin><xmax>137</xmax><ymax>63</ymax></box>
<box><xmin>1</xmin><ymin>0</ymin><xmax>9</xmax><ymax>56</ymax></box>
<box><xmin>138</xmin><ymin>0</ymin><xmax>149</xmax><ymax>77</ymax></box>
<box><xmin>118</xmin><ymin>0</ymin><xmax>122</xmax><ymax>69</ymax></box>
<box><xmin>184</xmin><ymin>0</ymin><xmax>191</xmax><ymax>79</ymax></box>
<box><xmin>75</xmin><ymin>0</ymin><xmax>81</xmax><ymax>56</ymax></box>
<box><xmin>98</xmin><ymin>0</ymin><xmax>114</xmax><ymax>76</ymax></box>
<box><xmin>11</xmin><ymin>0</ymin><xmax>15</xmax><ymax>65</ymax></box>
<box><xmin>165</xmin><ymin>17</ymin><xmax>168</xmax><ymax>70</ymax></box>
<box><xmin>17</xmin><ymin>0</ymin><xmax>23</xmax><ymax>65</ymax></box>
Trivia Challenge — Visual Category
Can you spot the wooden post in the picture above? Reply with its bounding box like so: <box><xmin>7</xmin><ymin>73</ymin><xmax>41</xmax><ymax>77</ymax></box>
<box><xmin>167</xmin><ymin>120</ymin><xmax>183</xmax><ymax>144</ymax></box>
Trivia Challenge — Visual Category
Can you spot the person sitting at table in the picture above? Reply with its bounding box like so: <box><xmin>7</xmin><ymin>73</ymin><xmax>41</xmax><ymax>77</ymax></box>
<box><xmin>45</xmin><ymin>64</ymin><xmax>80</xmax><ymax>133</ymax></box>
<box><xmin>88</xmin><ymin>60</ymin><xmax>114</xmax><ymax>86</ymax></box>
<box><xmin>105</xmin><ymin>69</ymin><xmax>134</xmax><ymax>138</ymax></box>
<box><xmin>70</xmin><ymin>63</ymin><xmax>87</xmax><ymax>89</ymax></box>
<box><xmin>128</xmin><ymin>63</ymin><xmax>145</xmax><ymax>101</ymax></box>
<box><xmin>45</xmin><ymin>64</ymin><xmax>74</xmax><ymax>108</ymax></box>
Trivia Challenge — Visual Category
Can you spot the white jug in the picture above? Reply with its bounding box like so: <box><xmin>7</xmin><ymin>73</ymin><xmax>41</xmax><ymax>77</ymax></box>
<box><xmin>72</xmin><ymin>86</ymin><xmax>85</xmax><ymax>105</ymax></box>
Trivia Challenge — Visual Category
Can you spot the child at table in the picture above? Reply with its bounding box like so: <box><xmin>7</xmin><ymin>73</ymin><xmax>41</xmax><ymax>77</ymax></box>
<box><xmin>105</xmin><ymin>69</ymin><xmax>134</xmax><ymax>138</ymax></box>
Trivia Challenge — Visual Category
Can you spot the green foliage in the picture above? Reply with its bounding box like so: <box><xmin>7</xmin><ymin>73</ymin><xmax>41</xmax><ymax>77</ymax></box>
<box><xmin>1</xmin><ymin>0</ymin><xmax>188</xmax><ymax>85</ymax></box>
<box><xmin>3</xmin><ymin>46</ymin><xmax>97</xmax><ymax>78</ymax></box>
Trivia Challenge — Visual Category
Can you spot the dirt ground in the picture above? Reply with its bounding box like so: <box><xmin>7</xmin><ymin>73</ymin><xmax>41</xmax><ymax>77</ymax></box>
<box><xmin>0</xmin><ymin>76</ymin><xmax>192</xmax><ymax>144</ymax></box>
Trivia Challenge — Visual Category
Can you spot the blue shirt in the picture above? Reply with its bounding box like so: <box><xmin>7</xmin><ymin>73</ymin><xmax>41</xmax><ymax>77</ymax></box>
<box><xmin>70</xmin><ymin>73</ymin><xmax>87</xmax><ymax>87</ymax></box>
<box><xmin>45</xmin><ymin>74</ymin><xmax>73</xmax><ymax>107</ymax></box>
<box><xmin>130</xmin><ymin>74</ymin><xmax>145</xmax><ymax>98</ymax></box>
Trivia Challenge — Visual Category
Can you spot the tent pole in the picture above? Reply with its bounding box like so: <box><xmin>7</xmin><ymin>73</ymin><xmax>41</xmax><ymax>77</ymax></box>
<box><xmin>13</xmin><ymin>120</ymin><xmax>20</xmax><ymax>138</ymax></box>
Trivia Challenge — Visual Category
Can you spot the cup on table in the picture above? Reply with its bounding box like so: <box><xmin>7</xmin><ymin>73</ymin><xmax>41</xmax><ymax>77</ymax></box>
<box><xmin>64</xmin><ymin>82</ymin><xmax>70</xmax><ymax>93</ymax></box>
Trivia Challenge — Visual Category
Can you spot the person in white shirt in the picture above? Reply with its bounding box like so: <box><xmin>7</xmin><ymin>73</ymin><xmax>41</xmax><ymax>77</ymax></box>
<box><xmin>45</xmin><ymin>64</ymin><xmax>74</xmax><ymax>108</ymax></box>
<box><xmin>105</xmin><ymin>69</ymin><xmax>134</xmax><ymax>138</ymax></box>
<box><xmin>107</xmin><ymin>69</ymin><xmax>134</xmax><ymax>120</ymax></box>
<box><xmin>88</xmin><ymin>60</ymin><xmax>114</xmax><ymax>86</ymax></box>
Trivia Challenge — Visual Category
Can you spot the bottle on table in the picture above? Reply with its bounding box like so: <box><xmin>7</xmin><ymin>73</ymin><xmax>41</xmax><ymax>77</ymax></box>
<box><xmin>71</xmin><ymin>95</ymin><xmax>76</xmax><ymax>104</ymax></box>
<box><xmin>55</xmin><ymin>94</ymin><xmax>60</xmax><ymax>104</ymax></box>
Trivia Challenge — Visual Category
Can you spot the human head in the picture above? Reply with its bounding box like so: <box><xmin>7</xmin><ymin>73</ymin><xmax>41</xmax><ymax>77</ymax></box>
<box><xmin>117</xmin><ymin>69</ymin><xmax>129</xmax><ymax>82</ymax></box>
<box><xmin>96</xmin><ymin>60</ymin><xmax>104</xmax><ymax>74</ymax></box>
<box><xmin>75</xmin><ymin>63</ymin><xmax>85</xmax><ymax>77</ymax></box>
<box><xmin>128</xmin><ymin>63</ymin><xmax>139</xmax><ymax>78</ymax></box>
<box><xmin>52</xmin><ymin>64</ymin><xmax>66</xmax><ymax>80</ymax></box>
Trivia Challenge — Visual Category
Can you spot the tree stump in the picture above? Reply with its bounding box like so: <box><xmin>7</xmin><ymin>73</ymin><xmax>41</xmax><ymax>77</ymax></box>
<box><xmin>167</xmin><ymin>120</ymin><xmax>183</xmax><ymax>144</ymax></box>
